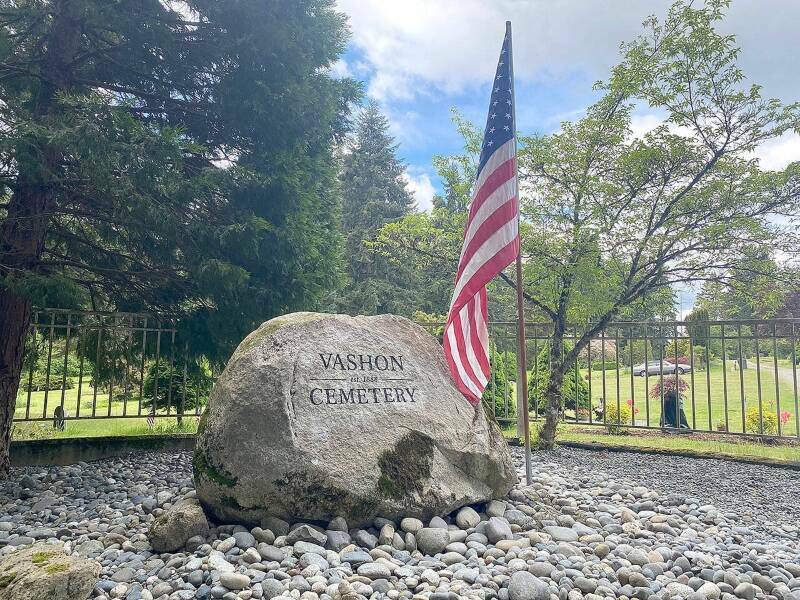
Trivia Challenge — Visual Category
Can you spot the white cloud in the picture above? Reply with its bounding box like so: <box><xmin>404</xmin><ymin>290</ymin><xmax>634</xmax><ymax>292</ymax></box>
<box><xmin>629</xmin><ymin>113</ymin><xmax>665</xmax><ymax>139</ymax></box>
<box><xmin>337</xmin><ymin>0</ymin><xmax>800</xmax><ymax>104</ymax></box>
<box><xmin>753</xmin><ymin>132</ymin><xmax>800</xmax><ymax>171</ymax></box>
<box><xmin>403</xmin><ymin>169</ymin><xmax>437</xmax><ymax>212</ymax></box>
<box><xmin>630</xmin><ymin>112</ymin><xmax>800</xmax><ymax>172</ymax></box>
<box><xmin>335</xmin><ymin>0</ymin><xmax>666</xmax><ymax>101</ymax></box>
<box><xmin>386</xmin><ymin>109</ymin><xmax>426</xmax><ymax>148</ymax></box>
<box><xmin>329</xmin><ymin>58</ymin><xmax>351</xmax><ymax>79</ymax></box>
<box><xmin>628</xmin><ymin>111</ymin><xmax>698</xmax><ymax>141</ymax></box>
<box><xmin>338</xmin><ymin>0</ymin><xmax>498</xmax><ymax>100</ymax></box>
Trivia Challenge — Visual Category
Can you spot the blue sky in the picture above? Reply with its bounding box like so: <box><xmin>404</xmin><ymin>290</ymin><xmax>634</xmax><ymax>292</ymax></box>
<box><xmin>335</xmin><ymin>0</ymin><xmax>800</xmax><ymax>212</ymax></box>
<box><xmin>338</xmin><ymin>46</ymin><xmax>600</xmax><ymax>201</ymax></box>
<box><xmin>334</xmin><ymin>0</ymin><xmax>800</xmax><ymax>313</ymax></box>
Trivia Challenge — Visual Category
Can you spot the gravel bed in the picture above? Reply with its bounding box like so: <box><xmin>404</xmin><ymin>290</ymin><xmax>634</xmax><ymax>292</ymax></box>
<box><xmin>1</xmin><ymin>447</ymin><xmax>799</xmax><ymax>600</ymax></box>
<box><xmin>521</xmin><ymin>446</ymin><xmax>800</xmax><ymax>536</ymax></box>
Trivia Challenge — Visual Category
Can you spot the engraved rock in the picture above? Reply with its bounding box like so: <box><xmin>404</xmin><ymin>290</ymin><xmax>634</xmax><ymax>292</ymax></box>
<box><xmin>193</xmin><ymin>312</ymin><xmax>516</xmax><ymax>526</ymax></box>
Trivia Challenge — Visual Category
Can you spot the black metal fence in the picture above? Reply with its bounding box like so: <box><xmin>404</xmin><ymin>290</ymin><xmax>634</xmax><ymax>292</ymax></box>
<box><xmin>14</xmin><ymin>309</ymin><xmax>800</xmax><ymax>441</ymax></box>
<box><xmin>14</xmin><ymin>309</ymin><xmax>211</xmax><ymax>428</ymax></box>
<box><xmin>419</xmin><ymin>318</ymin><xmax>800</xmax><ymax>439</ymax></box>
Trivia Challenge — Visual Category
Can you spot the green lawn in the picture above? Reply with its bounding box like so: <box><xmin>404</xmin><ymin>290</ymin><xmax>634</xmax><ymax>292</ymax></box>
<box><xmin>502</xmin><ymin>424</ymin><xmax>800</xmax><ymax>464</ymax></box>
<box><xmin>574</xmin><ymin>358</ymin><xmax>799</xmax><ymax>436</ymax></box>
<box><xmin>12</xmin><ymin>417</ymin><xmax>198</xmax><ymax>440</ymax></box>
<box><xmin>13</xmin><ymin>377</ymin><xmax>200</xmax><ymax>440</ymax></box>
<box><xmin>558</xmin><ymin>428</ymin><xmax>800</xmax><ymax>462</ymax></box>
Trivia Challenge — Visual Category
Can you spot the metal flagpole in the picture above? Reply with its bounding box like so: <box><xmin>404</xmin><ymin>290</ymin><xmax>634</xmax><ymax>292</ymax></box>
<box><xmin>506</xmin><ymin>21</ymin><xmax>532</xmax><ymax>485</ymax></box>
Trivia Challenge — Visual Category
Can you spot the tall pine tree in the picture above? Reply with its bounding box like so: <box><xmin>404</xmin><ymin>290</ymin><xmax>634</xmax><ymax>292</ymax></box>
<box><xmin>0</xmin><ymin>0</ymin><xmax>359</xmax><ymax>477</ymax></box>
<box><xmin>338</xmin><ymin>103</ymin><xmax>416</xmax><ymax>315</ymax></box>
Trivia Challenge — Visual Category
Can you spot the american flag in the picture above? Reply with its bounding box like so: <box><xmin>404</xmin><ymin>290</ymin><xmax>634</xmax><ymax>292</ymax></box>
<box><xmin>443</xmin><ymin>28</ymin><xmax>520</xmax><ymax>404</ymax></box>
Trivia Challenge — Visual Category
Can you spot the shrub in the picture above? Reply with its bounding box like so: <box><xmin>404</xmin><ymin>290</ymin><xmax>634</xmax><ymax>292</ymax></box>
<box><xmin>745</xmin><ymin>407</ymin><xmax>778</xmax><ymax>436</ymax></box>
<box><xmin>664</xmin><ymin>339</ymin><xmax>692</xmax><ymax>360</ymax></box>
<box><xmin>21</xmin><ymin>346</ymin><xmax>85</xmax><ymax>391</ymax></box>
<box><xmin>482</xmin><ymin>346</ymin><xmax>517</xmax><ymax>419</ymax></box>
<box><xmin>590</xmin><ymin>359</ymin><xmax>619</xmax><ymax>371</ymax></box>
<box><xmin>672</xmin><ymin>356</ymin><xmax>690</xmax><ymax>365</ymax></box>
<box><xmin>604</xmin><ymin>402</ymin><xmax>633</xmax><ymax>434</ymax></box>
<box><xmin>142</xmin><ymin>362</ymin><xmax>212</xmax><ymax>413</ymax></box>
<box><xmin>691</xmin><ymin>345</ymin><xmax>714</xmax><ymax>369</ymax></box>
<box><xmin>528</xmin><ymin>342</ymin><xmax>590</xmax><ymax>415</ymax></box>
<box><xmin>412</xmin><ymin>311</ymin><xmax>446</xmax><ymax>341</ymax></box>
<box><xmin>22</xmin><ymin>373</ymin><xmax>75</xmax><ymax>392</ymax></box>
<box><xmin>624</xmin><ymin>339</ymin><xmax>650</xmax><ymax>366</ymax></box>
<box><xmin>578</xmin><ymin>339</ymin><xmax>617</xmax><ymax>365</ymax></box>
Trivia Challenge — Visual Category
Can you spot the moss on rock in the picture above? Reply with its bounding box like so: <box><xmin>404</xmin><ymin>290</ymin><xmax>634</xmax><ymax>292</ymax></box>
<box><xmin>272</xmin><ymin>469</ymin><xmax>379</xmax><ymax>524</ymax></box>
<box><xmin>193</xmin><ymin>448</ymin><xmax>237</xmax><ymax>488</ymax></box>
<box><xmin>377</xmin><ymin>431</ymin><xmax>434</xmax><ymax>500</ymax></box>
<box><xmin>0</xmin><ymin>573</ymin><xmax>16</xmax><ymax>588</ymax></box>
<box><xmin>234</xmin><ymin>312</ymin><xmax>327</xmax><ymax>357</ymax></box>
<box><xmin>44</xmin><ymin>563</ymin><xmax>68</xmax><ymax>575</ymax></box>
<box><xmin>196</xmin><ymin>410</ymin><xmax>208</xmax><ymax>436</ymax></box>
<box><xmin>31</xmin><ymin>551</ymin><xmax>56</xmax><ymax>565</ymax></box>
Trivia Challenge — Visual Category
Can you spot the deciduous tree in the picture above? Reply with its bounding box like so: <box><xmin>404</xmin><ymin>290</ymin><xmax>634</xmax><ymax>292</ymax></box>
<box><xmin>520</xmin><ymin>0</ymin><xmax>799</xmax><ymax>446</ymax></box>
<box><xmin>375</xmin><ymin>1</ymin><xmax>799</xmax><ymax>448</ymax></box>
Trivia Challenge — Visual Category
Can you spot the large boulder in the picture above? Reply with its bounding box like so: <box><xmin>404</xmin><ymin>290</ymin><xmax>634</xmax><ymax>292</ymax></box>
<box><xmin>0</xmin><ymin>543</ymin><xmax>99</xmax><ymax>600</ymax></box>
<box><xmin>194</xmin><ymin>312</ymin><xmax>516</xmax><ymax>526</ymax></box>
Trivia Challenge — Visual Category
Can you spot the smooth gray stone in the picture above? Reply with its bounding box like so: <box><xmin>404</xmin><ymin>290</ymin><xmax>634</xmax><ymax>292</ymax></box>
<box><xmin>486</xmin><ymin>517</ymin><xmax>513</xmax><ymax>543</ymax></box>
<box><xmin>416</xmin><ymin>527</ymin><xmax>450</xmax><ymax>556</ymax></box>
<box><xmin>544</xmin><ymin>526</ymin><xmax>579</xmax><ymax>542</ymax></box>
<box><xmin>508</xmin><ymin>572</ymin><xmax>551</xmax><ymax>600</ymax></box>
<box><xmin>341</xmin><ymin>550</ymin><xmax>373</xmax><ymax>566</ymax></box>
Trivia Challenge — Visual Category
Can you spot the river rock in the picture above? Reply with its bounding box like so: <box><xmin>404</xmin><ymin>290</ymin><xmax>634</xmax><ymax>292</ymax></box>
<box><xmin>0</xmin><ymin>542</ymin><xmax>100</xmax><ymax>600</ymax></box>
<box><xmin>194</xmin><ymin>312</ymin><xmax>516</xmax><ymax>526</ymax></box>
<box><xmin>508</xmin><ymin>571</ymin><xmax>551</xmax><ymax>600</ymax></box>
<box><xmin>148</xmin><ymin>497</ymin><xmax>209</xmax><ymax>552</ymax></box>
<box><xmin>417</xmin><ymin>527</ymin><xmax>451</xmax><ymax>556</ymax></box>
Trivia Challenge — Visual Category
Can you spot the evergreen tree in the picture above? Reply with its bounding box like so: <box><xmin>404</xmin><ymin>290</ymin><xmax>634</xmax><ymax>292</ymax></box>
<box><xmin>0</xmin><ymin>0</ymin><xmax>359</xmax><ymax>477</ymax></box>
<box><xmin>338</xmin><ymin>103</ymin><xmax>416</xmax><ymax>315</ymax></box>
<box><xmin>528</xmin><ymin>343</ymin><xmax>590</xmax><ymax>416</ymax></box>
<box><xmin>482</xmin><ymin>344</ymin><xmax>517</xmax><ymax>419</ymax></box>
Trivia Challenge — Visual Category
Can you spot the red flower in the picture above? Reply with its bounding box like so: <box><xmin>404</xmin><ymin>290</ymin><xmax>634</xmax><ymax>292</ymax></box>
<box><xmin>780</xmin><ymin>410</ymin><xmax>791</xmax><ymax>425</ymax></box>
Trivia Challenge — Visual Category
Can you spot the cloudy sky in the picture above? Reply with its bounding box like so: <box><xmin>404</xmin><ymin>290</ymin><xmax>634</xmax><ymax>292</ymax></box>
<box><xmin>334</xmin><ymin>0</ymin><xmax>800</xmax><ymax>212</ymax></box>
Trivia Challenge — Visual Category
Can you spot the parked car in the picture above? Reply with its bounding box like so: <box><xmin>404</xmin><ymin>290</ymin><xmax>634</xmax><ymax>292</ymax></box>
<box><xmin>632</xmin><ymin>360</ymin><xmax>691</xmax><ymax>376</ymax></box>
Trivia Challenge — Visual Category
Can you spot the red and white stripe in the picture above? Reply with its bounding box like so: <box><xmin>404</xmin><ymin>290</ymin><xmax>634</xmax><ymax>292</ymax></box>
<box><xmin>443</xmin><ymin>138</ymin><xmax>519</xmax><ymax>404</ymax></box>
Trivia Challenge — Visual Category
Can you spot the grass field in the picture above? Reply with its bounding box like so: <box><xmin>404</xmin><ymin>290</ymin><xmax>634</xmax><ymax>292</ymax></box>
<box><xmin>576</xmin><ymin>357</ymin><xmax>799</xmax><ymax>436</ymax></box>
<box><xmin>13</xmin><ymin>377</ymin><xmax>200</xmax><ymax>440</ymax></box>
<box><xmin>12</xmin><ymin>418</ymin><xmax>199</xmax><ymax>440</ymax></box>
<box><xmin>502</xmin><ymin>424</ymin><xmax>800</xmax><ymax>463</ymax></box>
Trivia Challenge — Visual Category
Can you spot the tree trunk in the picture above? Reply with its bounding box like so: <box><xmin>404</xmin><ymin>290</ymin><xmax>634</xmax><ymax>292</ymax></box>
<box><xmin>0</xmin><ymin>0</ymin><xmax>83</xmax><ymax>478</ymax></box>
<box><xmin>0</xmin><ymin>291</ymin><xmax>33</xmax><ymax>478</ymax></box>
<box><xmin>0</xmin><ymin>172</ymin><xmax>53</xmax><ymax>477</ymax></box>
<box><xmin>538</xmin><ymin>326</ymin><xmax>566</xmax><ymax>449</ymax></box>
<box><xmin>0</xmin><ymin>178</ymin><xmax>50</xmax><ymax>477</ymax></box>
